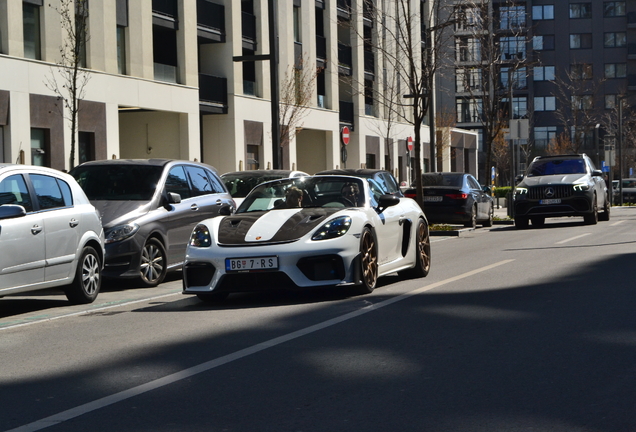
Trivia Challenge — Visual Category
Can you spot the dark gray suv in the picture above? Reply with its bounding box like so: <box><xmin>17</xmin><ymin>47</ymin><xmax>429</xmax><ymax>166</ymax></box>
<box><xmin>513</xmin><ymin>154</ymin><xmax>610</xmax><ymax>229</ymax></box>
<box><xmin>71</xmin><ymin>159</ymin><xmax>235</xmax><ymax>286</ymax></box>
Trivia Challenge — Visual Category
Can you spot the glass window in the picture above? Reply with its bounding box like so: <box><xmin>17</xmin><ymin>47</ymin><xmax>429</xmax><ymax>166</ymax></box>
<box><xmin>23</xmin><ymin>3</ymin><xmax>41</xmax><ymax>60</ymax></box>
<box><xmin>605</xmin><ymin>63</ymin><xmax>627</xmax><ymax>78</ymax></box>
<box><xmin>605</xmin><ymin>95</ymin><xmax>617</xmax><ymax>109</ymax></box>
<box><xmin>31</xmin><ymin>128</ymin><xmax>47</xmax><ymax>167</ymax></box>
<box><xmin>500</xmin><ymin>36</ymin><xmax>526</xmax><ymax>60</ymax></box>
<box><xmin>534</xmin><ymin>126</ymin><xmax>557</xmax><ymax>150</ymax></box>
<box><xmin>117</xmin><ymin>26</ymin><xmax>127</xmax><ymax>75</ymax></box>
<box><xmin>570</xmin><ymin>34</ymin><xmax>592</xmax><ymax>49</ymax></box>
<box><xmin>534</xmin><ymin>66</ymin><xmax>555</xmax><ymax>81</ymax></box>
<box><xmin>604</xmin><ymin>2</ymin><xmax>626</xmax><ymax>17</ymax></box>
<box><xmin>569</xmin><ymin>3</ymin><xmax>592</xmax><ymax>18</ymax></box>
<box><xmin>534</xmin><ymin>96</ymin><xmax>556</xmax><ymax>111</ymax></box>
<box><xmin>165</xmin><ymin>166</ymin><xmax>191</xmax><ymax>199</ymax></box>
<box><xmin>57</xmin><ymin>179</ymin><xmax>73</xmax><ymax>206</ymax></box>
<box><xmin>604</xmin><ymin>32</ymin><xmax>626</xmax><ymax>48</ymax></box>
<box><xmin>533</xmin><ymin>35</ymin><xmax>554</xmax><ymax>51</ymax></box>
<box><xmin>499</xmin><ymin>6</ymin><xmax>525</xmax><ymax>30</ymax></box>
<box><xmin>186</xmin><ymin>166</ymin><xmax>214</xmax><ymax>196</ymax></box>
<box><xmin>30</xmin><ymin>174</ymin><xmax>65</xmax><ymax>210</ymax></box>
<box><xmin>0</xmin><ymin>174</ymin><xmax>33</xmax><ymax>211</ymax></box>
<box><xmin>571</xmin><ymin>64</ymin><xmax>593</xmax><ymax>80</ymax></box>
<box><xmin>532</xmin><ymin>5</ymin><xmax>554</xmax><ymax>20</ymax></box>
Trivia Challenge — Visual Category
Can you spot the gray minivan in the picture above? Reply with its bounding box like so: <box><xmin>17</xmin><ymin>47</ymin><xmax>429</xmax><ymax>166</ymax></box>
<box><xmin>71</xmin><ymin>159</ymin><xmax>235</xmax><ymax>287</ymax></box>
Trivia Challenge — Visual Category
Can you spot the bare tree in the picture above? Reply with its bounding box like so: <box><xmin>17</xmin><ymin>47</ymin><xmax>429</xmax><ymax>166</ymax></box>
<box><xmin>491</xmin><ymin>128</ymin><xmax>510</xmax><ymax>185</ymax></box>
<box><xmin>45</xmin><ymin>0</ymin><xmax>90</xmax><ymax>169</ymax></box>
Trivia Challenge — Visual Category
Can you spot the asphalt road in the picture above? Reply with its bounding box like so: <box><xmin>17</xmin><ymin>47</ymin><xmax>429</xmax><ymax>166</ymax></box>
<box><xmin>1</xmin><ymin>208</ymin><xmax>636</xmax><ymax>432</ymax></box>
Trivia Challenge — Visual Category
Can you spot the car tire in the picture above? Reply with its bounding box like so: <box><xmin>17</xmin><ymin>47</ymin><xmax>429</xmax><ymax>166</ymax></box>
<box><xmin>464</xmin><ymin>205</ymin><xmax>477</xmax><ymax>228</ymax></box>
<box><xmin>139</xmin><ymin>238</ymin><xmax>167</xmax><ymax>287</ymax></box>
<box><xmin>515</xmin><ymin>216</ymin><xmax>529</xmax><ymax>229</ymax></box>
<box><xmin>584</xmin><ymin>195</ymin><xmax>598</xmax><ymax>225</ymax></box>
<box><xmin>598</xmin><ymin>194</ymin><xmax>611</xmax><ymax>221</ymax></box>
<box><xmin>65</xmin><ymin>246</ymin><xmax>101</xmax><ymax>304</ymax></box>
<box><xmin>482</xmin><ymin>203</ymin><xmax>494</xmax><ymax>227</ymax></box>
<box><xmin>401</xmin><ymin>219</ymin><xmax>431</xmax><ymax>278</ymax></box>
<box><xmin>196</xmin><ymin>292</ymin><xmax>229</xmax><ymax>302</ymax></box>
<box><xmin>354</xmin><ymin>227</ymin><xmax>378</xmax><ymax>294</ymax></box>
<box><xmin>531</xmin><ymin>216</ymin><xmax>545</xmax><ymax>228</ymax></box>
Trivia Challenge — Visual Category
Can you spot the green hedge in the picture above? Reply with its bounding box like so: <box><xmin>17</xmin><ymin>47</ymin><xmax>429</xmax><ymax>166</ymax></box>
<box><xmin>493</xmin><ymin>186</ymin><xmax>511</xmax><ymax>198</ymax></box>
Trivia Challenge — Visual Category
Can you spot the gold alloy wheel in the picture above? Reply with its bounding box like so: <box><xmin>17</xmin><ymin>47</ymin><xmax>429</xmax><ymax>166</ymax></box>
<box><xmin>361</xmin><ymin>229</ymin><xmax>378</xmax><ymax>290</ymax></box>
<box><xmin>417</xmin><ymin>221</ymin><xmax>431</xmax><ymax>275</ymax></box>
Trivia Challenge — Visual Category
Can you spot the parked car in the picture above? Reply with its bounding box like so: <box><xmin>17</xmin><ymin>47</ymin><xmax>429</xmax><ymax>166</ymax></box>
<box><xmin>513</xmin><ymin>154</ymin><xmax>610</xmax><ymax>229</ymax></box>
<box><xmin>614</xmin><ymin>178</ymin><xmax>636</xmax><ymax>204</ymax></box>
<box><xmin>221</xmin><ymin>170</ymin><xmax>309</xmax><ymax>206</ymax></box>
<box><xmin>0</xmin><ymin>164</ymin><xmax>105</xmax><ymax>304</ymax></box>
<box><xmin>404</xmin><ymin>172</ymin><xmax>494</xmax><ymax>228</ymax></box>
<box><xmin>315</xmin><ymin>168</ymin><xmax>404</xmax><ymax>196</ymax></box>
<box><xmin>70</xmin><ymin>159</ymin><xmax>235</xmax><ymax>287</ymax></box>
<box><xmin>182</xmin><ymin>175</ymin><xmax>430</xmax><ymax>301</ymax></box>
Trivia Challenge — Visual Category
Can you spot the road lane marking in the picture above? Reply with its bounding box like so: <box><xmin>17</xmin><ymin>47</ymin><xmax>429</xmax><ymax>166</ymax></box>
<box><xmin>611</xmin><ymin>220</ymin><xmax>626</xmax><ymax>227</ymax></box>
<box><xmin>555</xmin><ymin>233</ymin><xmax>591</xmax><ymax>244</ymax></box>
<box><xmin>5</xmin><ymin>259</ymin><xmax>514</xmax><ymax>432</ymax></box>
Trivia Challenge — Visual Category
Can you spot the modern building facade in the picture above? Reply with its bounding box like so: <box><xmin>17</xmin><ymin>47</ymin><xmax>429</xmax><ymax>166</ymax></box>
<box><xmin>0</xmin><ymin>0</ymin><xmax>479</xmax><ymax>183</ymax></box>
<box><xmin>437</xmin><ymin>0</ymin><xmax>636</xmax><ymax>182</ymax></box>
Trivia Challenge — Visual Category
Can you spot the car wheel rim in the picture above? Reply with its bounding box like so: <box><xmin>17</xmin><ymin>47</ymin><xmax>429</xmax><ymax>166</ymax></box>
<box><xmin>141</xmin><ymin>243</ymin><xmax>164</xmax><ymax>283</ymax></box>
<box><xmin>417</xmin><ymin>223</ymin><xmax>431</xmax><ymax>271</ymax></box>
<box><xmin>361</xmin><ymin>231</ymin><xmax>377</xmax><ymax>288</ymax></box>
<box><xmin>81</xmin><ymin>253</ymin><xmax>100</xmax><ymax>295</ymax></box>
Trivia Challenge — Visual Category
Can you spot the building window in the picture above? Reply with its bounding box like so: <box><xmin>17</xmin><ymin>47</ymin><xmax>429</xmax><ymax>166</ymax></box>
<box><xmin>78</xmin><ymin>132</ymin><xmax>95</xmax><ymax>164</ymax></box>
<box><xmin>0</xmin><ymin>126</ymin><xmax>4</xmax><ymax>163</ymax></box>
<box><xmin>534</xmin><ymin>96</ymin><xmax>556</xmax><ymax>111</ymax></box>
<box><xmin>571</xmin><ymin>95</ymin><xmax>594</xmax><ymax>111</ymax></box>
<box><xmin>117</xmin><ymin>27</ymin><xmax>127</xmax><ymax>74</ymax></box>
<box><xmin>498</xmin><ymin>6</ymin><xmax>525</xmax><ymax>30</ymax></box>
<box><xmin>533</xmin><ymin>35</ymin><xmax>554</xmax><ymax>51</ymax></box>
<box><xmin>571</xmin><ymin>63</ymin><xmax>593</xmax><ymax>80</ymax></box>
<box><xmin>532</xmin><ymin>5</ymin><xmax>554</xmax><ymax>20</ymax></box>
<box><xmin>604</xmin><ymin>32</ymin><xmax>626</xmax><ymax>48</ymax></box>
<box><xmin>500</xmin><ymin>36</ymin><xmax>526</xmax><ymax>60</ymax></box>
<box><xmin>500</xmin><ymin>67</ymin><xmax>527</xmax><ymax>90</ymax></box>
<box><xmin>534</xmin><ymin>66</ymin><xmax>555</xmax><ymax>81</ymax></box>
<box><xmin>456</xmin><ymin>68</ymin><xmax>481</xmax><ymax>92</ymax></box>
<box><xmin>364</xmin><ymin>80</ymin><xmax>374</xmax><ymax>116</ymax></box>
<box><xmin>605</xmin><ymin>94</ymin><xmax>617</xmax><ymax>109</ymax></box>
<box><xmin>570</xmin><ymin>34</ymin><xmax>592</xmax><ymax>49</ymax></box>
<box><xmin>502</xmin><ymin>97</ymin><xmax>527</xmax><ymax>119</ymax></box>
<box><xmin>246</xmin><ymin>144</ymin><xmax>259</xmax><ymax>170</ymax></box>
<box><xmin>366</xmin><ymin>154</ymin><xmax>376</xmax><ymax>169</ymax></box>
<box><xmin>604</xmin><ymin>2</ymin><xmax>626</xmax><ymax>17</ymax></box>
<box><xmin>293</xmin><ymin>5</ymin><xmax>301</xmax><ymax>43</ymax></box>
<box><xmin>455</xmin><ymin>6</ymin><xmax>483</xmax><ymax>31</ymax></box>
<box><xmin>605</xmin><ymin>63</ymin><xmax>627</xmax><ymax>78</ymax></box>
<box><xmin>23</xmin><ymin>2</ymin><xmax>41</xmax><ymax>60</ymax></box>
<box><xmin>569</xmin><ymin>3</ymin><xmax>592</xmax><ymax>18</ymax></box>
<box><xmin>242</xmin><ymin>48</ymin><xmax>257</xmax><ymax>96</ymax></box>
<box><xmin>31</xmin><ymin>128</ymin><xmax>49</xmax><ymax>167</ymax></box>
<box><xmin>534</xmin><ymin>126</ymin><xmax>557</xmax><ymax>149</ymax></box>
<box><xmin>456</xmin><ymin>37</ymin><xmax>481</xmax><ymax>62</ymax></box>
<box><xmin>456</xmin><ymin>98</ymin><xmax>482</xmax><ymax>123</ymax></box>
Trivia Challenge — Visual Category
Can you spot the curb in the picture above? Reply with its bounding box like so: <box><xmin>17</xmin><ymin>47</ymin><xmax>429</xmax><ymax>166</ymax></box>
<box><xmin>430</xmin><ymin>227</ymin><xmax>474</xmax><ymax>237</ymax></box>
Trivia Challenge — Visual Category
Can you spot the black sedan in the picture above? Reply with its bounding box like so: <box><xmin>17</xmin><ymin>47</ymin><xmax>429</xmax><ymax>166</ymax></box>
<box><xmin>404</xmin><ymin>172</ymin><xmax>494</xmax><ymax>228</ymax></box>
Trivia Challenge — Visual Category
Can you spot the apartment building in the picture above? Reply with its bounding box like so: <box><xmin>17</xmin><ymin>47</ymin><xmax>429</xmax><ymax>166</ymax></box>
<box><xmin>0</xmin><ymin>0</ymin><xmax>479</xmax><ymax>183</ymax></box>
<box><xmin>437</xmin><ymin>0</ymin><xmax>636</xmax><ymax>181</ymax></box>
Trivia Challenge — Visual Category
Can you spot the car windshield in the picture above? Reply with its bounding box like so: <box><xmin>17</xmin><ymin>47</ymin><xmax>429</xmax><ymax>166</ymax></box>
<box><xmin>527</xmin><ymin>159</ymin><xmax>586</xmax><ymax>176</ymax></box>
<box><xmin>222</xmin><ymin>174</ymin><xmax>291</xmax><ymax>198</ymax></box>
<box><xmin>236</xmin><ymin>177</ymin><xmax>366</xmax><ymax>213</ymax></box>
<box><xmin>71</xmin><ymin>165</ymin><xmax>164</xmax><ymax>201</ymax></box>
<box><xmin>420</xmin><ymin>173</ymin><xmax>464</xmax><ymax>187</ymax></box>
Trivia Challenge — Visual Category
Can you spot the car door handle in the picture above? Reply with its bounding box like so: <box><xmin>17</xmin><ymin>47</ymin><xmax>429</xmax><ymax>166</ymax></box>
<box><xmin>215</xmin><ymin>199</ymin><xmax>222</xmax><ymax>205</ymax></box>
<box><xmin>190</xmin><ymin>204</ymin><xmax>199</xmax><ymax>211</ymax></box>
<box><xmin>31</xmin><ymin>224</ymin><xmax>43</xmax><ymax>235</ymax></box>
<box><xmin>69</xmin><ymin>218</ymin><xmax>79</xmax><ymax>228</ymax></box>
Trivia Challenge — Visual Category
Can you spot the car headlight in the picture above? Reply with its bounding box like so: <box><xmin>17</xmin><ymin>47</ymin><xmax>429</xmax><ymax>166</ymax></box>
<box><xmin>573</xmin><ymin>183</ymin><xmax>590</xmax><ymax>191</ymax></box>
<box><xmin>312</xmin><ymin>216</ymin><xmax>352</xmax><ymax>241</ymax></box>
<box><xmin>190</xmin><ymin>224</ymin><xmax>212</xmax><ymax>247</ymax></box>
<box><xmin>514</xmin><ymin>187</ymin><xmax>528</xmax><ymax>197</ymax></box>
<box><xmin>105</xmin><ymin>223</ymin><xmax>139</xmax><ymax>244</ymax></box>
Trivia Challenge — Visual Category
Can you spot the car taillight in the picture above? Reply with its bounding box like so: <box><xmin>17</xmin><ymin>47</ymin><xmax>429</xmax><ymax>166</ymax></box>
<box><xmin>445</xmin><ymin>193</ymin><xmax>468</xmax><ymax>200</ymax></box>
<box><xmin>405</xmin><ymin>192</ymin><xmax>416</xmax><ymax>199</ymax></box>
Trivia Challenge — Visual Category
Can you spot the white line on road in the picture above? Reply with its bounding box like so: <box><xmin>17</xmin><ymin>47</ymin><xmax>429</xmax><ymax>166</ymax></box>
<box><xmin>5</xmin><ymin>259</ymin><xmax>514</xmax><ymax>432</ymax></box>
<box><xmin>555</xmin><ymin>233</ymin><xmax>592</xmax><ymax>244</ymax></box>
<box><xmin>611</xmin><ymin>220</ymin><xmax>626</xmax><ymax>227</ymax></box>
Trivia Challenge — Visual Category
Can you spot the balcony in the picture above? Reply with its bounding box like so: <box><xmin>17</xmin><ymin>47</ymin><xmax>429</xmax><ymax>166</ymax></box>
<box><xmin>338</xmin><ymin>43</ymin><xmax>352</xmax><ymax>75</ymax></box>
<box><xmin>363</xmin><ymin>1</ymin><xmax>373</xmax><ymax>27</ymax></box>
<box><xmin>199</xmin><ymin>74</ymin><xmax>227</xmax><ymax>114</ymax></box>
<box><xmin>337</xmin><ymin>0</ymin><xmax>351</xmax><ymax>20</ymax></box>
<box><xmin>154</xmin><ymin>63</ymin><xmax>178</xmax><ymax>83</ymax></box>
<box><xmin>339</xmin><ymin>100</ymin><xmax>354</xmax><ymax>130</ymax></box>
<box><xmin>242</xmin><ymin>11</ymin><xmax>257</xmax><ymax>50</ymax></box>
<box><xmin>152</xmin><ymin>0</ymin><xmax>178</xmax><ymax>29</ymax></box>
<box><xmin>197</xmin><ymin>0</ymin><xmax>225</xmax><ymax>43</ymax></box>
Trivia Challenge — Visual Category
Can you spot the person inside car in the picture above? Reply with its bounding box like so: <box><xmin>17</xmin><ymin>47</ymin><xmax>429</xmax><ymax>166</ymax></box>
<box><xmin>340</xmin><ymin>183</ymin><xmax>360</xmax><ymax>207</ymax></box>
<box><xmin>284</xmin><ymin>186</ymin><xmax>304</xmax><ymax>208</ymax></box>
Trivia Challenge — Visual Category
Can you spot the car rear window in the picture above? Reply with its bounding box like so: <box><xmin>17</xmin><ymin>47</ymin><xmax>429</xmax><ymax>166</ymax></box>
<box><xmin>421</xmin><ymin>174</ymin><xmax>464</xmax><ymax>187</ymax></box>
<box><xmin>72</xmin><ymin>165</ymin><xmax>163</xmax><ymax>201</ymax></box>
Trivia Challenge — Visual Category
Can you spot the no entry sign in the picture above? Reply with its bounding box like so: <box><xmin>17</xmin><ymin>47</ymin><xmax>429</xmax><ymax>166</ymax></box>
<box><xmin>341</xmin><ymin>126</ymin><xmax>350</xmax><ymax>145</ymax></box>
<box><xmin>406</xmin><ymin>136</ymin><xmax>413</xmax><ymax>152</ymax></box>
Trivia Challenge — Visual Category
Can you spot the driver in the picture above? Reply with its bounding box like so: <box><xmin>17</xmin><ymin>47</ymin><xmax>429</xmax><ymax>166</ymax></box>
<box><xmin>284</xmin><ymin>186</ymin><xmax>304</xmax><ymax>208</ymax></box>
<box><xmin>340</xmin><ymin>183</ymin><xmax>360</xmax><ymax>207</ymax></box>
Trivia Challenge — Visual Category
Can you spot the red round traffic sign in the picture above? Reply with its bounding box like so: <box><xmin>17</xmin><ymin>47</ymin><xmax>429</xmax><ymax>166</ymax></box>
<box><xmin>407</xmin><ymin>136</ymin><xmax>413</xmax><ymax>151</ymax></box>
<box><xmin>341</xmin><ymin>126</ymin><xmax>350</xmax><ymax>145</ymax></box>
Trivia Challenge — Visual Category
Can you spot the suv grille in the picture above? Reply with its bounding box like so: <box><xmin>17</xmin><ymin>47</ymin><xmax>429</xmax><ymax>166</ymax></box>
<box><xmin>528</xmin><ymin>185</ymin><xmax>573</xmax><ymax>200</ymax></box>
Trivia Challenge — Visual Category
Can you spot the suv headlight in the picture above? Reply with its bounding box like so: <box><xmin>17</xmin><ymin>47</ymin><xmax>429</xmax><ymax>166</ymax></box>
<box><xmin>514</xmin><ymin>187</ymin><xmax>528</xmax><ymax>197</ymax></box>
<box><xmin>105</xmin><ymin>223</ymin><xmax>140</xmax><ymax>244</ymax></box>
<box><xmin>312</xmin><ymin>216</ymin><xmax>352</xmax><ymax>240</ymax></box>
<box><xmin>573</xmin><ymin>183</ymin><xmax>590</xmax><ymax>191</ymax></box>
<box><xmin>190</xmin><ymin>224</ymin><xmax>212</xmax><ymax>247</ymax></box>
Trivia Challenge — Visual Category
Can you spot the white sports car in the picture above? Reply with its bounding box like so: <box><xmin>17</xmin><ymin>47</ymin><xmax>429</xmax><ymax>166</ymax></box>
<box><xmin>182</xmin><ymin>175</ymin><xmax>430</xmax><ymax>301</ymax></box>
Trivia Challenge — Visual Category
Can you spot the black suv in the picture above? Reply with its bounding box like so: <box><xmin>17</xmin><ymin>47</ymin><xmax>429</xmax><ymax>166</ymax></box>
<box><xmin>513</xmin><ymin>154</ymin><xmax>610</xmax><ymax>229</ymax></box>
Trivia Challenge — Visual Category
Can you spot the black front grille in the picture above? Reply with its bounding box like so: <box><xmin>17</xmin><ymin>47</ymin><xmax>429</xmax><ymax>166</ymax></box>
<box><xmin>184</xmin><ymin>263</ymin><xmax>216</xmax><ymax>287</ymax></box>
<box><xmin>216</xmin><ymin>272</ymin><xmax>297</xmax><ymax>292</ymax></box>
<box><xmin>528</xmin><ymin>185</ymin><xmax>573</xmax><ymax>200</ymax></box>
<box><xmin>297</xmin><ymin>255</ymin><xmax>345</xmax><ymax>281</ymax></box>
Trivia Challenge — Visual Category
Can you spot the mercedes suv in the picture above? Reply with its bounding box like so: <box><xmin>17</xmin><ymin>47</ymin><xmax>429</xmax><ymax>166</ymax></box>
<box><xmin>513</xmin><ymin>154</ymin><xmax>610</xmax><ymax>229</ymax></box>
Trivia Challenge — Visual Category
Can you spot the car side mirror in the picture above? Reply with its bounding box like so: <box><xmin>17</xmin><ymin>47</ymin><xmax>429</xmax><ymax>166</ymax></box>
<box><xmin>515</xmin><ymin>174</ymin><xmax>524</xmax><ymax>183</ymax></box>
<box><xmin>377</xmin><ymin>194</ymin><xmax>400</xmax><ymax>213</ymax></box>
<box><xmin>163</xmin><ymin>192</ymin><xmax>181</xmax><ymax>209</ymax></box>
<box><xmin>592</xmin><ymin>169</ymin><xmax>603</xmax><ymax>177</ymax></box>
<box><xmin>219</xmin><ymin>205</ymin><xmax>232</xmax><ymax>216</ymax></box>
<box><xmin>0</xmin><ymin>204</ymin><xmax>27</xmax><ymax>220</ymax></box>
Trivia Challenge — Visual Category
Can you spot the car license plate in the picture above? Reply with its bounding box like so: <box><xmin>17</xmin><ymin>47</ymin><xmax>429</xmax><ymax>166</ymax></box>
<box><xmin>226</xmin><ymin>256</ymin><xmax>278</xmax><ymax>272</ymax></box>
<box><xmin>540</xmin><ymin>199</ymin><xmax>561</xmax><ymax>205</ymax></box>
<box><xmin>423</xmin><ymin>196</ymin><xmax>443</xmax><ymax>202</ymax></box>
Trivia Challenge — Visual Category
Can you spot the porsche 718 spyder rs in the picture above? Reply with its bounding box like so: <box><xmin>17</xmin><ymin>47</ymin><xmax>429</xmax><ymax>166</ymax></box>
<box><xmin>182</xmin><ymin>175</ymin><xmax>430</xmax><ymax>301</ymax></box>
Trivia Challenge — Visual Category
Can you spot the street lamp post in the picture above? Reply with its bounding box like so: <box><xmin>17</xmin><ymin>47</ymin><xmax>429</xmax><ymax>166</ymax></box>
<box><xmin>618</xmin><ymin>96</ymin><xmax>625</xmax><ymax>206</ymax></box>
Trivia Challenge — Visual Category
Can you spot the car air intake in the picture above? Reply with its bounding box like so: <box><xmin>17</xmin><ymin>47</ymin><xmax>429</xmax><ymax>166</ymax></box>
<box><xmin>297</xmin><ymin>255</ymin><xmax>346</xmax><ymax>281</ymax></box>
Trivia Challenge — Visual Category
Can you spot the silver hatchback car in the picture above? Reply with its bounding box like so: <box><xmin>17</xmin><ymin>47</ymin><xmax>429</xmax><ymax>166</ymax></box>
<box><xmin>70</xmin><ymin>159</ymin><xmax>235</xmax><ymax>287</ymax></box>
<box><xmin>0</xmin><ymin>164</ymin><xmax>105</xmax><ymax>304</ymax></box>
